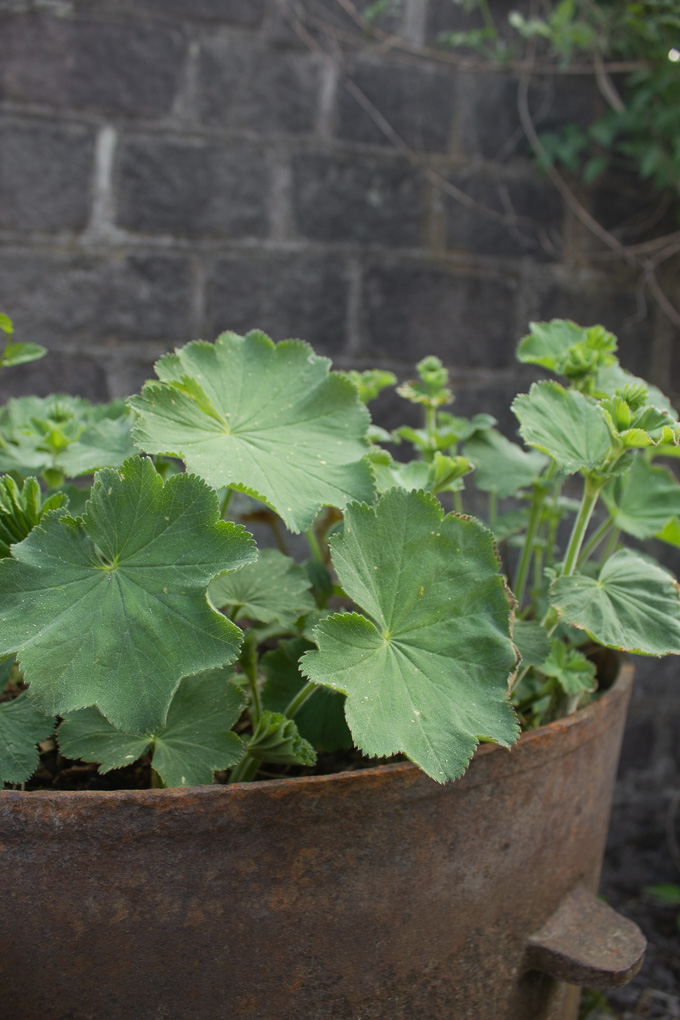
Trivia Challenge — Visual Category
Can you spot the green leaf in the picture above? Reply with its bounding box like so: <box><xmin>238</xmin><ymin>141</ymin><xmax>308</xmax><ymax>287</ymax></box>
<box><xmin>0</xmin><ymin>693</ymin><xmax>55</xmax><ymax>786</ymax></box>
<box><xmin>517</xmin><ymin>320</ymin><xmax>617</xmax><ymax>380</ymax></box>
<box><xmin>0</xmin><ymin>314</ymin><xmax>13</xmax><ymax>337</ymax></box>
<box><xmin>656</xmin><ymin>516</ymin><xmax>680</xmax><ymax>547</ymax></box>
<box><xmin>0</xmin><ymin>456</ymin><xmax>256</xmax><ymax>732</ymax></box>
<box><xmin>465</xmin><ymin>429</ymin><xmax>548</xmax><ymax>498</ymax></box>
<box><xmin>397</xmin><ymin>356</ymin><xmax>452</xmax><ymax>408</ymax></box>
<box><xmin>539</xmin><ymin>641</ymin><xmax>596</xmax><ymax>694</ymax></box>
<box><xmin>602</xmin><ymin>455</ymin><xmax>680</xmax><ymax>539</ymax></box>
<box><xmin>246</xmin><ymin>710</ymin><xmax>316</xmax><ymax>766</ymax></box>
<box><xmin>513</xmin><ymin>619</ymin><xmax>552</xmax><ymax>668</ymax></box>
<box><xmin>374</xmin><ymin>453</ymin><xmax>472</xmax><ymax>496</ymax></box>
<box><xmin>0</xmin><ymin>395</ymin><xmax>130</xmax><ymax>480</ymax></box>
<box><xmin>58</xmin><ymin>668</ymin><xmax>245</xmax><ymax>787</ymax></box>
<box><xmin>261</xmin><ymin>637</ymin><xmax>352</xmax><ymax>753</ymax></box>
<box><xmin>0</xmin><ymin>475</ymin><xmax>67</xmax><ymax>558</ymax></box>
<box><xmin>491</xmin><ymin>510</ymin><xmax>528</xmax><ymax>542</ymax></box>
<box><xmin>129</xmin><ymin>331</ymin><xmax>376</xmax><ymax>532</ymax></box>
<box><xmin>550</xmin><ymin>549</ymin><xmax>680</xmax><ymax>656</ymax></box>
<box><xmin>301</xmin><ymin>488</ymin><xmax>519</xmax><ymax>783</ymax></box>
<box><xmin>595</xmin><ymin>364</ymin><xmax>676</xmax><ymax>416</ymax></box>
<box><xmin>344</xmin><ymin>368</ymin><xmax>397</xmax><ymax>404</ymax></box>
<box><xmin>58</xmin><ymin>413</ymin><xmax>137</xmax><ymax>477</ymax></box>
<box><xmin>208</xmin><ymin>548</ymin><xmax>315</xmax><ymax>629</ymax></box>
<box><xmin>512</xmin><ymin>381</ymin><xmax>611</xmax><ymax>473</ymax></box>
<box><xmin>1</xmin><ymin>343</ymin><xmax>48</xmax><ymax>367</ymax></box>
<box><xmin>645</xmin><ymin>883</ymin><xmax>680</xmax><ymax>905</ymax></box>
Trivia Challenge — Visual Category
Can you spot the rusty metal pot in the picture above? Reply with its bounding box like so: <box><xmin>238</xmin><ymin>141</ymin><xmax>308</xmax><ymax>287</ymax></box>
<box><xmin>0</xmin><ymin>662</ymin><xmax>644</xmax><ymax>1020</ymax></box>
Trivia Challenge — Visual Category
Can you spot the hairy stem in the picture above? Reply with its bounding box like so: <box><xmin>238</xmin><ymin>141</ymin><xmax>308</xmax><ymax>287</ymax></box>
<box><xmin>562</xmin><ymin>475</ymin><xmax>603</xmax><ymax>577</ymax></box>
<box><xmin>284</xmin><ymin>680</ymin><xmax>319</xmax><ymax>719</ymax></box>
<box><xmin>513</xmin><ymin>482</ymin><xmax>546</xmax><ymax>608</ymax></box>
<box><xmin>577</xmin><ymin>514</ymin><xmax>614</xmax><ymax>567</ymax></box>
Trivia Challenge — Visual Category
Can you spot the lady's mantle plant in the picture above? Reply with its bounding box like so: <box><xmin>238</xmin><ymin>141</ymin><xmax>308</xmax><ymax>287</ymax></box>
<box><xmin>1</xmin><ymin>317</ymin><xmax>680</xmax><ymax>791</ymax></box>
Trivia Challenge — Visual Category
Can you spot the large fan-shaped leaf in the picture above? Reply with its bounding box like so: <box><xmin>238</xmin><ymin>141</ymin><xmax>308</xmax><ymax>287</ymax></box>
<box><xmin>602</xmin><ymin>455</ymin><xmax>680</xmax><ymax>540</ymax></box>
<box><xmin>301</xmin><ymin>488</ymin><xmax>519</xmax><ymax>783</ymax></box>
<box><xmin>208</xmin><ymin>548</ymin><xmax>314</xmax><ymax>628</ymax></box>
<box><xmin>512</xmin><ymin>381</ymin><xmax>611</xmax><ymax>473</ymax></box>
<box><xmin>58</xmin><ymin>668</ymin><xmax>245</xmax><ymax>788</ymax></box>
<box><xmin>129</xmin><ymin>331</ymin><xmax>376</xmax><ymax>532</ymax></box>
<box><xmin>0</xmin><ymin>693</ymin><xmax>55</xmax><ymax>786</ymax></box>
<box><xmin>0</xmin><ymin>456</ymin><xmax>256</xmax><ymax>732</ymax></box>
<box><xmin>550</xmin><ymin>549</ymin><xmax>680</xmax><ymax>655</ymax></box>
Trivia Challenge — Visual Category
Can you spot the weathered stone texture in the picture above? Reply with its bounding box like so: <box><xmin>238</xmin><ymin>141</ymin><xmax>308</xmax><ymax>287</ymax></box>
<box><xmin>0</xmin><ymin>251</ymin><xmax>193</xmax><ymax>347</ymax></box>
<box><xmin>336</xmin><ymin>60</ymin><xmax>456</xmax><ymax>152</ymax></box>
<box><xmin>117</xmin><ymin>137</ymin><xmax>270</xmax><ymax>238</ymax></box>
<box><xmin>444</xmin><ymin>172</ymin><xmax>563</xmax><ymax>259</ymax></box>
<box><xmin>0</xmin><ymin>117</ymin><xmax>95</xmax><ymax>232</ymax></box>
<box><xmin>206</xmin><ymin>252</ymin><xmax>349</xmax><ymax>354</ymax></box>
<box><xmin>292</xmin><ymin>154</ymin><xmax>426</xmax><ymax>246</ymax></box>
<box><xmin>526</xmin><ymin>275</ymin><xmax>654</xmax><ymax>378</ymax></box>
<box><xmin>0</xmin><ymin>13</ymin><xmax>185</xmax><ymax>117</ymax></box>
<box><xmin>136</xmin><ymin>0</ymin><xmax>266</xmax><ymax>25</ymax></box>
<box><xmin>361</xmin><ymin>263</ymin><xmax>518</xmax><ymax>367</ymax></box>
<box><xmin>197</xmin><ymin>39</ymin><xmax>321</xmax><ymax>135</ymax></box>
<box><xmin>0</xmin><ymin>351</ymin><xmax>109</xmax><ymax>403</ymax></box>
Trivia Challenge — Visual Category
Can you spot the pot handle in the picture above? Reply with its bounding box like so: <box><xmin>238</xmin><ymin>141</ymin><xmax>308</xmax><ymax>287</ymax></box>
<box><xmin>524</xmin><ymin>884</ymin><xmax>646</xmax><ymax>988</ymax></box>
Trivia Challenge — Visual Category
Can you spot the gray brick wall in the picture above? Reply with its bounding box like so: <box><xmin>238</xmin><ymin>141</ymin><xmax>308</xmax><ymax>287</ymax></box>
<box><xmin>0</xmin><ymin>0</ymin><xmax>679</xmax><ymax>982</ymax></box>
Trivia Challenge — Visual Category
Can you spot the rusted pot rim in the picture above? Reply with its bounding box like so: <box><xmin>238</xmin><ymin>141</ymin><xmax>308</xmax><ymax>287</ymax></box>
<box><xmin>1</xmin><ymin>659</ymin><xmax>633</xmax><ymax>815</ymax></box>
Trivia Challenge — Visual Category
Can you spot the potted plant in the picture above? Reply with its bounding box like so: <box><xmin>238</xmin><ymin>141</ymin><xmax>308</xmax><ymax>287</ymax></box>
<box><xmin>1</xmin><ymin>316</ymin><xmax>678</xmax><ymax>1019</ymax></box>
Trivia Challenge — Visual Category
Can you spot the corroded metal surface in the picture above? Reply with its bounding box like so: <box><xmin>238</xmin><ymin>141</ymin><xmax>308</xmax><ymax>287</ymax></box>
<box><xmin>526</xmin><ymin>883</ymin><xmax>646</xmax><ymax>987</ymax></box>
<box><xmin>0</xmin><ymin>664</ymin><xmax>642</xmax><ymax>1020</ymax></box>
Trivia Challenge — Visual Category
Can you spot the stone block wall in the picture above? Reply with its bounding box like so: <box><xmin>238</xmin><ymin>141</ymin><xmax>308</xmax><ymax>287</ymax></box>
<box><xmin>1</xmin><ymin>0</ymin><xmax>677</xmax><ymax>407</ymax></box>
<box><xmin>1</xmin><ymin>0</ymin><xmax>679</xmax><ymax>991</ymax></box>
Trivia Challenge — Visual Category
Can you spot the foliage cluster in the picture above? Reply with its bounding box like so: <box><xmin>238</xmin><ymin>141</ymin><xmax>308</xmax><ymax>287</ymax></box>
<box><xmin>434</xmin><ymin>0</ymin><xmax>680</xmax><ymax>200</ymax></box>
<box><xmin>1</xmin><ymin>315</ymin><xmax>680</xmax><ymax>791</ymax></box>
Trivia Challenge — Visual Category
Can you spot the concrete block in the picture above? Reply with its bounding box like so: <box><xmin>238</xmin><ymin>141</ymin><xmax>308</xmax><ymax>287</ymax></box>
<box><xmin>292</xmin><ymin>153</ymin><xmax>425</xmax><ymax>246</ymax></box>
<box><xmin>444</xmin><ymin>171</ymin><xmax>563</xmax><ymax>259</ymax></box>
<box><xmin>198</xmin><ymin>37</ymin><xmax>320</xmax><ymax>135</ymax></box>
<box><xmin>0</xmin><ymin>13</ymin><xmax>185</xmax><ymax>117</ymax></box>
<box><xmin>361</xmin><ymin>261</ymin><xmax>518</xmax><ymax>367</ymax></box>
<box><xmin>336</xmin><ymin>59</ymin><xmax>456</xmax><ymax>153</ymax></box>
<box><xmin>205</xmin><ymin>251</ymin><xmax>349</xmax><ymax>355</ymax></box>
<box><xmin>117</xmin><ymin>136</ymin><xmax>269</xmax><ymax>239</ymax></box>
<box><xmin>0</xmin><ymin>116</ymin><xmax>95</xmax><ymax>233</ymax></box>
<box><xmin>526</xmin><ymin>275</ymin><xmax>653</xmax><ymax>379</ymax></box>
<box><xmin>0</xmin><ymin>351</ymin><xmax>110</xmax><ymax>403</ymax></box>
<box><xmin>0</xmin><ymin>249</ymin><xmax>193</xmax><ymax>350</ymax></box>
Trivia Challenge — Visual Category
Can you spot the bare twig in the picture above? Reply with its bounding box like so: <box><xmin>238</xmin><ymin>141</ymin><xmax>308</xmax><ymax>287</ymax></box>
<box><xmin>280</xmin><ymin>0</ymin><xmax>680</xmax><ymax>328</ymax></box>
<box><xmin>325</xmin><ymin>0</ymin><xmax>650</xmax><ymax>75</ymax></box>
<box><xmin>276</xmin><ymin>0</ymin><xmax>560</xmax><ymax>253</ymax></box>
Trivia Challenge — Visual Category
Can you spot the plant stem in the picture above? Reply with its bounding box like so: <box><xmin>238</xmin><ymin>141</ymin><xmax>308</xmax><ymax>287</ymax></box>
<box><xmin>477</xmin><ymin>0</ymin><xmax>498</xmax><ymax>38</ymax></box>
<box><xmin>425</xmin><ymin>404</ymin><xmax>437</xmax><ymax>451</ymax></box>
<box><xmin>219</xmin><ymin>487</ymin><xmax>233</xmax><ymax>518</ymax></box>
<box><xmin>562</xmin><ymin>475</ymin><xmax>603</xmax><ymax>577</ymax></box>
<box><xmin>284</xmin><ymin>681</ymin><xmax>318</xmax><ymax>719</ymax></box>
<box><xmin>306</xmin><ymin>528</ymin><xmax>323</xmax><ymax>563</ymax></box>
<box><xmin>488</xmin><ymin>490</ymin><xmax>498</xmax><ymax>528</ymax></box>
<box><xmin>270</xmin><ymin>517</ymin><xmax>289</xmax><ymax>556</ymax></box>
<box><xmin>228</xmin><ymin>754</ymin><xmax>260</xmax><ymax>785</ymax></box>
<box><xmin>513</xmin><ymin>482</ymin><xmax>545</xmax><ymax>609</ymax></box>
<box><xmin>600</xmin><ymin>526</ymin><xmax>621</xmax><ymax>565</ymax></box>
<box><xmin>577</xmin><ymin>514</ymin><xmax>614</xmax><ymax>568</ymax></box>
<box><xmin>240</xmin><ymin>635</ymin><xmax>262</xmax><ymax>726</ymax></box>
<box><xmin>454</xmin><ymin>490</ymin><xmax>464</xmax><ymax>514</ymax></box>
